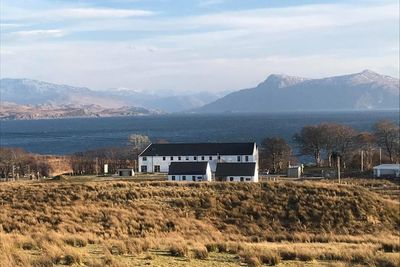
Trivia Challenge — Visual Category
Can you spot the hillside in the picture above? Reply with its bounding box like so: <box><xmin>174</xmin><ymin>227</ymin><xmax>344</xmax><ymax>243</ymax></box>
<box><xmin>195</xmin><ymin>70</ymin><xmax>400</xmax><ymax>113</ymax></box>
<box><xmin>0</xmin><ymin>180</ymin><xmax>399</xmax><ymax>266</ymax></box>
<box><xmin>0</xmin><ymin>102</ymin><xmax>157</xmax><ymax>120</ymax></box>
<box><xmin>0</xmin><ymin>78</ymin><xmax>221</xmax><ymax>113</ymax></box>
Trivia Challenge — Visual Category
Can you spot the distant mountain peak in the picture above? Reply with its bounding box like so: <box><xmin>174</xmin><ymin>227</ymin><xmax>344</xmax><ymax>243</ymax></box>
<box><xmin>258</xmin><ymin>73</ymin><xmax>309</xmax><ymax>89</ymax></box>
<box><xmin>195</xmin><ymin>70</ymin><xmax>399</xmax><ymax>113</ymax></box>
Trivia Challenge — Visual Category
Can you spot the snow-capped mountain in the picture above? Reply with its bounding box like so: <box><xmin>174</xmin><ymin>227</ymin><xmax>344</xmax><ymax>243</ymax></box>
<box><xmin>0</xmin><ymin>78</ymin><xmax>222</xmax><ymax>112</ymax></box>
<box><xmin>194</xmin><ymin>70</ymin><xmax>399</xmax><ymax>113</ymax></box>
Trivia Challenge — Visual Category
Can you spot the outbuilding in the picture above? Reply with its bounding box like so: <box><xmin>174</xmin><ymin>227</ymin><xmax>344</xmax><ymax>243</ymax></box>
<box><xmin>287</xmin><ymin>165</ymin><xmax>302</xmax><ymax>178</ymax></box>
<box><xmin>168</xmin><ymin>162</ymin><xmax>212</xmax><ymax>182</ymax></box>
<box><xmin>373</xmin><ymin>164</ymin><xmax>400</xmax><ymax>178</ymax></box>
<box><xmin>215</xmin><ymin>162</ymin><xmax>258</xmax><ymax>182</ymax></box>
<box><xmin>114</xmin><ymin>168</ymin><xmax>135</xmax><ymax>177</ymax></box>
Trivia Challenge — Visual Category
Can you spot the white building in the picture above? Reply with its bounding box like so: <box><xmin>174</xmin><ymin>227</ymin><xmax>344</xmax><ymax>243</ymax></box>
<box><xmin>215</xmin><ymin>162</ymin><xmax>258</xmax><ymax>182</ymax></box>
<box><xmin>373</xmin><ymin>164</ymin><xmax>400</xmax><ymax>178</ymax></box>
<box><xmin>138</xmin><ymin>142</ymin><xmax>258</xmax><ymax>173</ymax></box>
<box><xmin>113</xmin><ymin>168</ymin><xmax>135</xmax><ymax>177</ymax></box>
<box><xmin>287</xmin><ymin>165</ymin><xmax>301</xmax><ymax>178</ymax></box>
<box><xmin>168</xmin><ymin>162</ymin><xmax>212</xmax><ymax>182</ymax></box>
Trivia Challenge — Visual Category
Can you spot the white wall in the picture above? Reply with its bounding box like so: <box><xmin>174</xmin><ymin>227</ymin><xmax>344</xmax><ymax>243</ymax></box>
<box><xmin>139</xmin><ymin>153</ymin><xmax>257</xmax><ymax>173</ymax></box>
<box><xmin>224</xmin><ymin>175</ymin><xmax>257</xmax><ymax>182</ymax></box>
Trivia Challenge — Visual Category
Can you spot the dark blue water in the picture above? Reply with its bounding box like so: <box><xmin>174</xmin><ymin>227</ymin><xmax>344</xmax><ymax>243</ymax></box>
<box><xmin>0</xmin><ymin>111</ymin><xmax>398</xmax><ymax>155</ymax></box>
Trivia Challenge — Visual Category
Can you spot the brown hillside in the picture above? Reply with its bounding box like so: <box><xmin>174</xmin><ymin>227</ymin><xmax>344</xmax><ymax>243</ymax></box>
<box><xmin>0</xmin><ymin>181</ymin><xmax>398</xmax><ymax>241</ymax></box>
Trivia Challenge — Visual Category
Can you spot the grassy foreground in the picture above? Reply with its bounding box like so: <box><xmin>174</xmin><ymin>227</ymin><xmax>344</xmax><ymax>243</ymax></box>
<box><xmin>0</xmin><ymin>179</ymin><xmax>399</xmax><ymax>266</ymax></box>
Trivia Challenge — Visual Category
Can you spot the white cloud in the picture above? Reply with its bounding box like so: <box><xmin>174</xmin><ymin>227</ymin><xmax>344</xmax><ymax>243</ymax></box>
<box><xmin>12</xmin><ymin>29</ymin><xmax>66</xmax><ymax>38</ymax></box>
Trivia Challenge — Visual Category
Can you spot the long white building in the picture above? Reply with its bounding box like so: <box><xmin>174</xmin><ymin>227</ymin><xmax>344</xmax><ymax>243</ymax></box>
<box><xmin>138</xmin><ymin>142</ymin><xmax>258</xmax><ymax>174</ymax></box>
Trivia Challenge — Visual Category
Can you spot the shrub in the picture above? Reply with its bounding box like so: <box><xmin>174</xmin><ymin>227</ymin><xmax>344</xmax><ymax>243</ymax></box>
<box><xmin>244</xmin><ymin>256</ymin><xmax>261</xmax><ymax>267</ymax></box>
<box><xmin>193</xmin><ymin>246</ymin><xmax>209</xmax><ymax>260</ymax></box>
<box><xmin>205</xmin><ymin>243</ymin><xmax>218</xmax><ymax>253</ymax></box>
<box><xmin>64</xmin><ymin>236</ymin><xmax>87</xmax><ymax>247</ymax></box>
<box><xmin>169</xmin><ymin>243</ymin><xmax>189</xmax><ymax>257</ymax></box>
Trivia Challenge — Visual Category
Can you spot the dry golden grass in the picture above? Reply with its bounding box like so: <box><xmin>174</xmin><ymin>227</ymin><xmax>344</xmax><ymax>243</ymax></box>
<box><xmin>0</xmin><ymin>180</ymin><xmax>399</xmax><ymax>266</ymax></box>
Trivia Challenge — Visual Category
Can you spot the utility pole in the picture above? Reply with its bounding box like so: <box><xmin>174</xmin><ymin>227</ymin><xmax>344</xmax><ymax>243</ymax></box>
<box><xmin>379</xmin><ymin>148</ymin><xmax>382</xmax><ymax>165</ymax></box>
<box><xmin>337</xmin><ymin>156</ymin><xmax>341</xmax><ymax>184</ymax></box>
<box><xmin>360</xmin><ymin>150</ymin><xmax>364</xmax><ymax>172</ymax></box>
<box><xmin>95</xmin><ymin>157</ymin><xmax>99</xmax><ymax>176</ymax></box>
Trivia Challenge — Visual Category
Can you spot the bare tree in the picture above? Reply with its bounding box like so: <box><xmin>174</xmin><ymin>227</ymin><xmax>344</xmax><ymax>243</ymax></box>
<box><xmin>321</xmin><ymin>123</ymin><xmax>357</xmax><ymax>169</ymax></box>
<box><xmin>355</xmin><ymin>132</ymin><xmax>376</xmax><ymax>170</ymax></box>
<box><xmin>373</xmin><ymin>120</ymin><xmax>400</xmax><ymax>163</ymax></box>
<box><xmin>294</xmin><ymin>125</ymin><xmax>326</xmax><ymax>166</ymax></box>
<box><xmin>260</xmin><ymin>137</ymin><xmax>292</xmax><ymax>173</ymax></box>
<box><xmin>129</xmin><ymin>134</ymin><xmax>151</xmax><ymax>153</ymax></box>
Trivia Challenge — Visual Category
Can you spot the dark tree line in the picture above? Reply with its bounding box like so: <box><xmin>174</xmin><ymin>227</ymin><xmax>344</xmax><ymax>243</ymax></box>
<box><xmin>259</xmin><ymin>120</ymin><xmax>399</xmax><ymax>173</ymax></box>
<box><xmin>0</xmin><ymin>148</ymin><xmax>49</xmax><ymax>180</ymax></box>
<box><xmin>293</xmin><ymin>120</ymin><xmax>399</xmax><ymax>169</ymax></box>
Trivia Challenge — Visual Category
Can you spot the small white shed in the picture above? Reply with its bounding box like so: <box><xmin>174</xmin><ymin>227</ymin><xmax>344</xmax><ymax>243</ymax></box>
<box><xmin>287</xmin><ymin>165</ymin><xmax>301</xmax><ymax>178</ymax></box>
<box><xmin>373</xmin><ymin>164</ymin><xmax>400</xmax><ymax>178</ymax></box>
<box><xmin>114</xmin><ymin>168</ymin><xmax>135</xmax><ymax>177</ymax></box>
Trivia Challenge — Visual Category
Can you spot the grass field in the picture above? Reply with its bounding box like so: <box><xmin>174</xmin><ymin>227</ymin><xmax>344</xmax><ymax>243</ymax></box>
<box><xmin>0</xmin><ymin>178</ymin><xmax>399</xmax><ymax>266</ymax></box>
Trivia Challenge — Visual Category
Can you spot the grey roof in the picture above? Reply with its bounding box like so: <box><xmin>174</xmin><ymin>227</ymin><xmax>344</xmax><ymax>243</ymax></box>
<box><xmin>215</xmin><ymin>163</ymin><xmax>256</xmax><ymax>177</ymax></box>
<box><xmin>168</xmin><ymin>162</ymin><xmax>209</xmax><ymax>175</ymax></box>
<box><xmin>140</xmin><ymin>142</ymin><xmax>255</xmax><ymax>157</ymax></box>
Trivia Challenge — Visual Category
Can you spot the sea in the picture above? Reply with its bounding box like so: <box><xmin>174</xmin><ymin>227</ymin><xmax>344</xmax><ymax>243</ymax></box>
<box><xmin>0</xmin><ymin>111</ymin><xmax>398</xmax><ymax>155</ymax></box>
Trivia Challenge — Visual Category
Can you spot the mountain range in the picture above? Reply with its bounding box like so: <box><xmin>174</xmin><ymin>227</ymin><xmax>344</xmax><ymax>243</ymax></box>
<box><xmin>195</xmin><ymin>70</ymin><xmax>399</xmax><ymax>113</ymax></box>
<box><xmin>0</xmin><ymin>78</ymin><xmax>223</xmax><ymax>113</ymax></box>
<box><xmin>0</xmin><ymin>70</ymin><xmax>398</xmax><ymax>119</ymax></box>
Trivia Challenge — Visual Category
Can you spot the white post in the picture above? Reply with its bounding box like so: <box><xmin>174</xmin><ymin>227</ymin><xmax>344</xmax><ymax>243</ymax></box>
<box><xmin>337</xmin><ymin>156</ymin><xmax>341</xmax><ymax>184</ymax></box>
<box><xmin>361</xmin><ymin>150</ymin><xmax>364</xmax><ymax>172</ymax></box>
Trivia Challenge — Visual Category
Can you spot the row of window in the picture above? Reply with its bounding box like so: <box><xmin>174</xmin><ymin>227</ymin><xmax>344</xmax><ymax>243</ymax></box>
<box><xmin>142</xmin><ymin>155</ymin><xmax>250</xmax><ymax>162</ymax></box>
<box><xmin>171</xmin><ymin>175</ymin><xmax>202</xmax><ymax>181</ymax></box>
<box><xmin>229</xmin><ymin>177</ymin><xmax>252</xmax><ymax>182</ymax></box>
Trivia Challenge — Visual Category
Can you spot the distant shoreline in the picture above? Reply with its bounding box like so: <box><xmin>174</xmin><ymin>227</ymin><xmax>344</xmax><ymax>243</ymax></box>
<box><xmin>1</xmin><ymin>109</ymin><xmax>398</xmax><ymax>122</ymax></box>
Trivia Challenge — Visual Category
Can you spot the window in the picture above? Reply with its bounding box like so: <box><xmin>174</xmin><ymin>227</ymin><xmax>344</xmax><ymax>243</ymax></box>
<box><xmin>178</xmin><ymin>156</ymin><xmax>181</xmax><ymax>160</ymax></box>
<box><xmin>218</xmin><ymin>155</ymin><xmax>221</xmax><ymax>160</ymax></box>
<box><xmin>186</xmin><ymin>156</ymin><xmax>189</xmax><ymax>160</ymax></box>
<box><xmin>194</xmin><ymin>156</ymin><xmax>197</xmax><ymax>160</ymax></box>
<box><xmin>141</xmin><ymin>166</ymin><xmax>147</xmax><ymax>172</ymax></box>
<box><xmin>171</xmin><ymin>176</ymin><xmax>175</xmax><ymax>181</ymax></box>
<box><xmin>237</xmin><ymin>156</ymin><xmax>241</xmax><ymax>162</ymax></box>
<box><xmin>230</xmin><ymin>177</ymin><xmax>234</xmax><ymax>181</ymax></box>
<box><xmin>154</xmin><ymin>165</ymin><xmax>160</xmax><ymax>172</ymax></box>
<box><xmin>142</xmin><ymin>157</ymin><xmax>147</xmax><ymax>161</ymax></box>
<box><xmin>201</xmin><ymin>156</ymin><xmax>205</xmax><ymax>160</ymax></box>
<box><xmin>246</xmin><ymin>178</ymin><xmax>251</xmax><ymax>181</ymax></box>
<box><xmin>163</xmin><ymin>157</ymin><xmax>166</xmax><ymax>161</ymax></box>
<box><xmin>192</xmin><ymin>176</ymin><xmax>195</xmax><ymax>181</ymax></box>
<box><xmin>182</xmin><ymin>175</ymin><xmax>186</xmax><ymax>181</ymax></box>
<box><xmin>170</xmin><ymin>156</ymin><xmax>174</xmax><ymax>160</ymax></box>
<box><xmin>197</xmin><ymin>176</ymin><xmax>202</xmax><ymax>180</ymax></box>
<box><xmin>245</xmin><ymin>156</ymin><xmax>249</xmax><ymax>162</ymax></box>
<box><xmin>209</xmin><ymin>156</ymin><xmax>213</xmax><ymax>160</ymax></box>
<box><xmin>240</xmin><ymin>177</ymin><xmax>244</xmax><ymax>182</ymax></box>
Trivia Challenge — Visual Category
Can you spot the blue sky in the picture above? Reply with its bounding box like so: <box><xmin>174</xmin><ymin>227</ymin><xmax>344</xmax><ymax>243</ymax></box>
<box><xmin>0</xmin><ymin>0</ymin><xmax>398</xmax><ymax>93</ymax></box>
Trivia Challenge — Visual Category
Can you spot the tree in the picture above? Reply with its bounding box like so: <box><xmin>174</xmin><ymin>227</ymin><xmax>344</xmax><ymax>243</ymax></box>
<box><xmin>260</xmin><ymin>137</ymin><xmax>292</xmax><ymax>173</ymax></box>
<box><xmin>373</xmin><ymin>120</ymin><xmax>400</xmax><ymax>163</ymax></box>
<box><xmin>293</xmin><ymin>125</ymin><xmax>326</xmax><ymax>166</ymax></box>
<box><xmin>128</xmin><ymin>134</ymin><xmax>151</xmax><ymax>171</ymax></box>
<box><xmin>321</xmin><ymin>123</ymin><xmax>357</xmax><ymax>169</ymax></box>
<box><xmin>129</xmin><ymin>134</ymin><xmax>151</xmax><ymax>153</ymax></box>
<box><xmin>355</xmin><ymin>132</ymin><xmax>376</xmax><ymax>170</ymax></box>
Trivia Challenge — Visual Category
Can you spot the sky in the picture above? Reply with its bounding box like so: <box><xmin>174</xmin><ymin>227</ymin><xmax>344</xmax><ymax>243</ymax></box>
<box><xmin>0</xmin><ymin>0</ymin><xmax>399</xmax><ymax>93</ymax></box>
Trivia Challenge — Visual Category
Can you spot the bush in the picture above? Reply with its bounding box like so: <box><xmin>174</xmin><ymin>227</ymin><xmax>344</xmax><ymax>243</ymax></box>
<box><xmin>64</xmin><ymin>237</ymin><xmax>87</xmax><ymax>247</ymax></box>
<box><xmin>244</xmin><ymin>256</ymin><xmax>261</xmax><ymax>267</ymax></box>
<box><xmin>169</xmin><ymin>243</ymin><xmax>189</xmax><ymax>257</ymax></box>
<box><xmin>193</xmin><ymin>246</ymin><xmax>209</xmax><ymax>260</ymax></box>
